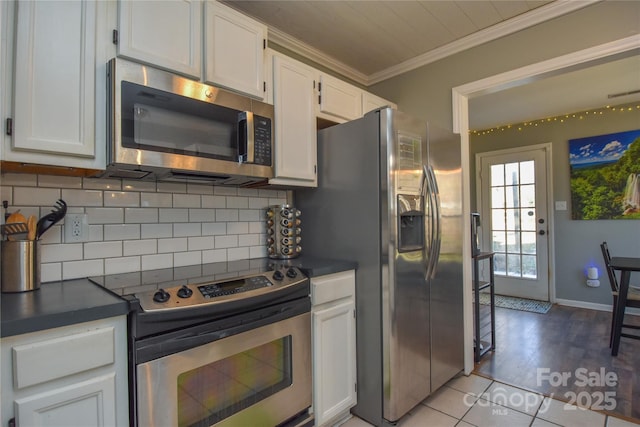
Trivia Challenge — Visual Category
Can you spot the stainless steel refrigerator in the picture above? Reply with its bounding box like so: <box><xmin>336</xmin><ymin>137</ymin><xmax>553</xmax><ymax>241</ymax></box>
<box><xmin>296</xmin><ymin>107</ymin><xmax>464</xmax><ymax>426</ymax></box>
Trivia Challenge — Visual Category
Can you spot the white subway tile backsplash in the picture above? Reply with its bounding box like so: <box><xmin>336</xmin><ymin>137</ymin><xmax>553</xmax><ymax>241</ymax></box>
<box><xmin>174</xmin><ymin>223</ymin><xmax>201</xmax><ymax>237</ymax></box>
<box><xmin>215</xmin><ymin>235</ymin><xmax>238</xmax><ymax>249</ymax></box>
<box><xmin>226</xmin><ymin>196</ymin><xmax>248</xmax><ymax>209</ymax></box>
<box><xmin>85</xmin><ymin>241</ymin><xmax>122</xmax><ymax>259</ymax></box>
<box><xmin>104</xmin><ymin>224</ymin><xmax>140</xmax><ymax>241</ymax></box>
<box><xmin>105</xmin><ymin>256</ymin><xmax>141</xmax><ymax>275</ymax></box>
<box><xmin>159</xmin><ymin>208</ymin><xmax>188</xmax><ymax>223</ymax></box>
<box><xmin>239</xmin><ymin>209</ymin><xmax>259</xmax><ymax>222</ymax></box>
<box><xmin>2</xmin><ymin>173</ymin><xmax>37</xmax><ymax>186</ymax></box>
<box><xmin>202</xmin><ymin>222</ymin><xmax>226</xmax><ymax>235</ymax></box>
<box><xmin>86</xmin><ymin>207</ymin><xmax>124</xmax><ymax>224</ymax></box>
<box><xmin>239</xmin><ymin>234</ymin><xmax>259</xmax><ymax>247</ymax></box>
<box><xmin>201</xmin><ymin>195</ymin><xmax>226</xmax><ymax>208</ymax></box>
<box><xmin>188</xmin><ymin>236</ymin><xmax>215</xmax><ymax>251</ymax></box>
<box><xmin>42</xmin><ymin>243</ymin><xmax>83</xmax><ymax>263</ymax></box>
<box><xmin>124</xmin><ymin>239</ymin><xmax>157</xmax><ymax>256</ymax></box>
<box><xmin>216</xmin><ymin>209</ymin><xmax>238</xmax><ymax>222</ymax></box>
<box><xmin>187</xmin><ymin>183</ymin><xmax>214</xmax><ymax>195</ymax></box>
<box><xmin>142</xmin><ymin>253</ymin><xmax>173</xmax><ymax>270</ymax></box>
<box><xmin>104</xmin><ymin>191</ymin><xmax>140</xmax><ymax>207</ymax></box>
<box><xmin>123</xmin><ymin>180</ymin><xmax>156</xmax><ymax>192</ymax></box>
<box><xmin>62</xmin><ymin>189</ymin><xmax>102</xmax><ymax>206</ymax></box>
<box><xmin>141</xmin><ymin>192</ymin><xmax>172</xmax><ymax>208</ymax></box>
<box><xmin>38</xmin><ymin>175</ymin><xmax>82</xmax><ymax>189</ymax></box>
<box><xmin>227</xmin><ymin>222</ymin><xmax>249</xmax><ymax>235</ymax></box>
<box><xmin>158</xmin><ymin>237</ymin><xmax>187</xmax><ymax>253</ymax></box>
<box><xmin>83</xmin><ymin>178</ymin><xmax>121</xmax><ymax>190</ymax></box>
<box><xmin>228</xmin><ymin>247</ymin><xmax>249</xmax><ymax>261</ymax></box>
<box><xmin>189</xmin><ymin>209</ymin><xmax>216</xmax><ymax>222</ymax></box>
<box><xmin>3</xmin><ymin>173</ymin><xmax>282</xmax><ymax>278</ymax></box>
<box><xmin>41</xmin><ymin>262</ymin><xmax>62</xmax><ymax>283</ymax></box>
<box><xmin>173</xmin><ymin>194</ymin><xmax>201</xmax><ymax>208</ymax></box>
<box><xmin>157</xmin><ymin>182</ymin><xmax>186</xmax><ymax>193</ymax></box>
<box><xmin>213</xmin><ymin>186</ymin><xmax>237</xmax><ymax>196</ymax></box>
<box><xmin>14</xmin><ymin>187</ymin><xmax>60</xmax><ymax>206</ymax></box>
<box><xmin>125</xmin><ymin>208</ymin><xmax>159</xmax><ymax>223</ymax></box>
<box><xmin>62</xmin><ymin>259</ymin><xmax>104</xmax><ymax>280</ymax></box>
<box><xmin>141</xmin><ymin>223</ymin><xmax>172</xmax><ymax>239</ymax></box>
<box><xmin>202</xmin><ymin>249</ymin><xmax>227</xmax><ymax>263</ymax></box>
<box><xmin>174</xmin><ymin>251</ymin><xmax>202</xmax><ymax>267</ymax></box>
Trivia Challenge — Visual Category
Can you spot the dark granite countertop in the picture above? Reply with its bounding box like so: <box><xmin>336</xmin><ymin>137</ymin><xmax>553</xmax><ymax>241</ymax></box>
<box><xmin>1</xmin><ymin>256</ymin><xmax>356</xmax><ymax>338</ymax></box>
<box><xmin>1</xmin><ymin>279</ymin><xmax>130</xmax><ymax>338</ymax></box>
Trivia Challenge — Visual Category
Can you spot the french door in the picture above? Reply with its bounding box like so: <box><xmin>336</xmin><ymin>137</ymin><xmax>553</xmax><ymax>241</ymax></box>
<box><xmin>477</xmin><ymin>145</ymin><xmax>551</xmax><ymax>301</ymax></box>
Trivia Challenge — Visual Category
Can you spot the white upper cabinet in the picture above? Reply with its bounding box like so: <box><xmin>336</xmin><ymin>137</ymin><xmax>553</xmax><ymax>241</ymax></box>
<box><xmin>362</xmin><ymin>91</ymin><xmax>397</xmax><ymax>116</ymax></box>
<box><xmin>117</xmin><ymin>0</ymin><xmax>202</xmax><ymax>79</ymax></box>
<box><xmin>317</xmin><ymin>73</ymin><xmax>362</xmax><ymax>122</ymax></box>
<box><xmin>270</xmin><ymin>53</ymin><xmax>317</xmax><ymax>187</ymax></box>
<box><xmin>204</xmin><ymin>1</ymin><xmax>266</xmax><ymax>99</ymax></box>
<box><xmin>3</xmin><ymin>0</ymin><xmax>110</xmax><ymax>169</ymax></box>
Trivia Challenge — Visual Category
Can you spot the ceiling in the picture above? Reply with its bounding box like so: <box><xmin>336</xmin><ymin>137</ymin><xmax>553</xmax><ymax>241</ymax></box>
<box><xmin>223</xmin><ymin>1</ymin><xmax>639</xmax><ymax>130</ymax></box>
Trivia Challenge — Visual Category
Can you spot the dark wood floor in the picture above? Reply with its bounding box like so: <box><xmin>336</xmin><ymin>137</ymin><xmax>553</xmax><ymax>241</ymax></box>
<box><xmin>474</xmin><ymin>303</ymin><xmax>640</xmax><ymax>420</ymax></box>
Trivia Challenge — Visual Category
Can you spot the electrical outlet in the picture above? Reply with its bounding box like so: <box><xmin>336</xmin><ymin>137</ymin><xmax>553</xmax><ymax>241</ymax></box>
<box><xmin>64</xmin><ymin>213</ymin><xmax>89</xmax><ymax>243</ymax></box>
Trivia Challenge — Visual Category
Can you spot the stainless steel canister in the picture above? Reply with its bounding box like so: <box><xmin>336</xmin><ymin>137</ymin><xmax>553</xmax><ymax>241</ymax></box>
<box><xmin>1</xmin><ymin>240</ymin><xmax>41</xmax><ymax>292</ymax></box>
<box><xmin>266</xmin><ymin>204</ymin><xmax>302</xmax><ymax>259</ymax></box>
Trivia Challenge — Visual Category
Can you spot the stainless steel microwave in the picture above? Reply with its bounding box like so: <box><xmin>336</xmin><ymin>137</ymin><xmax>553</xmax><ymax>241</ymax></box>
<box><xmin>102</xmin><ymin>58</ymin><xmax>274</xmax><ymax>185</ymax></box>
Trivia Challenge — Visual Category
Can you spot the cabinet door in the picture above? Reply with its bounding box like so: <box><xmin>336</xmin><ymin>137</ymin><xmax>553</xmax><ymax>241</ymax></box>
<box><xmin>204</xmin><ymin>1</ymin><xmax>266</xmax><ymax>99</ymax></box>
<box><xmin>117</xmin><ymin>0</ymin><xmax>202</xmax><ymax>79</ymax></box>
<box><xmin>270</xmin><ymin>55</ymin><xmax>317</xmax><ymax>186</ymax></box>
<box><xmin>15</xmin><ymin>374</ymin><xmax>116</xmax><ymax>426</ymax></box>
<box><xmin>317</xmin><ymin>73</ymin><xmax>362</xmax><ymax>122</ymax></box>
<box><xmin>12</xmin><ymin>0</ymin><xmax>96</xmax><ymax>159</ymax></box>
<box><xmin>313</xmin><ymin>299</ymin><xmax>357</xmax><ymax>426</ymax></box>
<box><xmin>362</xmin><ymin>91</ymin><xmax>396</xmax><ymax>115</ymax></box>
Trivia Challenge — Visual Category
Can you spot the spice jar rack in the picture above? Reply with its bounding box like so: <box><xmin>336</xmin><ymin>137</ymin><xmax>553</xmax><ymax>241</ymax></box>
<box><xmin>266</xmin><ymin>204</ymin><xmax>302</xmax><ymax>259</ymax></box>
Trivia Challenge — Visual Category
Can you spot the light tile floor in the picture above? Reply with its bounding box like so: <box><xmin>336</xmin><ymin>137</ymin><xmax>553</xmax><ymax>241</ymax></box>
<box><xmin>340</xmin><ymin>373</ymin><xmax>640</xmax><ymax>427</ymax></box>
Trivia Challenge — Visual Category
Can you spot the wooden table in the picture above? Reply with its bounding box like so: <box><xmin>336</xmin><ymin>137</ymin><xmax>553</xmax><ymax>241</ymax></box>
<box><xmin>610</xmin><ymin>256</ymin><xmax>640</xmax><ymax>356</ymax></box>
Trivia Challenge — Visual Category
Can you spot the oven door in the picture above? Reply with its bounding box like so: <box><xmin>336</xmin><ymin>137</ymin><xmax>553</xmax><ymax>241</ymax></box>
<box><xmin>136</xmin><ymin>312</ymin><xmax>311</xmax><ymax>427</ymax></box>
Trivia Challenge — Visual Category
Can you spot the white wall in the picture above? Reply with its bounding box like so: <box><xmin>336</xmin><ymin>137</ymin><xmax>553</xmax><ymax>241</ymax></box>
<box><xmin>0</xmin><ymin>173</ymin><xmax>285</xmax><ymax>287</ymax></box>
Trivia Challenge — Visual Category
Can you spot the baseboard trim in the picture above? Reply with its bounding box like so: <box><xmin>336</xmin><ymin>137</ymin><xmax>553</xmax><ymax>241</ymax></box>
<box><xmin>555</xmin><ymin>298</ymin><xmax>640</xmax><ymax>316</ymax></box>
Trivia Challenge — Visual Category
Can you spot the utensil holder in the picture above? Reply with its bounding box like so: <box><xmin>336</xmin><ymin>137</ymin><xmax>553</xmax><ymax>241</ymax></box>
<box><xmin>1</xmin><ymin>240</ymin><xmax>41</xmax><ymax>293</ymax></box>
<box><xmin>266</xmin><ymin>204</ymin><xmax>302</xmax><ymax>259</ymax></box>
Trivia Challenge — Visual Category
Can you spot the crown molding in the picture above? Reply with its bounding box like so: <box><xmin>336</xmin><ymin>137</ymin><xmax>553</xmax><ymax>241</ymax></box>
<box><xmin>267</xmin><ymin>0</ymin><xmax>599</xmax><ymax>87</ymax></box>
<box><xmin>268</xmin><ymin>26</ymin><xmax>370</xmax><ymax>86</ymax></box>
<box><xmin>368</xmin><ymin>0</ymin><xmax>599</xmax><ymax>85</ymax></box>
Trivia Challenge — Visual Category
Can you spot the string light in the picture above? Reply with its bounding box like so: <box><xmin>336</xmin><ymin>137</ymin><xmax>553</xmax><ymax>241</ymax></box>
<box><xmin>470</xmin><ymin>103</ymin><xmax>640</xmax><ymax>136</ymax></box>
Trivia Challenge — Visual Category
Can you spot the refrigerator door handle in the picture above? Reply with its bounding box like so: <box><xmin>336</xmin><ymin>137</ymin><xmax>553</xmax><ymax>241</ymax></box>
<box><xmin>426</xmin><ymin>165</ymin><xmax>441</xmax><ymax>279</ymax></box>
<box><xmin>422</xmin><ymin>165</ymin><xmax>434</xmax><ymax>279</ymax></box>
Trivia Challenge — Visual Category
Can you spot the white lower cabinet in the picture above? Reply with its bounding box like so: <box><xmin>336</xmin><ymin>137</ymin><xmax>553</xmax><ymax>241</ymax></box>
<box><xmin>311</xmin><ymin>270</ymin><xmax>357</xmax><ymax>426</ymax></box>
<box><xmin>0</xmin><ymin>316</ymin><xmax>129</xmax><ymax>427</ymax></box>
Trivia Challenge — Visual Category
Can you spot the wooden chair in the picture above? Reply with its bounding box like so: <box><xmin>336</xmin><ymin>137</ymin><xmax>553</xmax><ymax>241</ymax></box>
<box><xmin>600</xmin><ymin>242</ymin><xmax>640</xmax><ymax>347</ymax></box>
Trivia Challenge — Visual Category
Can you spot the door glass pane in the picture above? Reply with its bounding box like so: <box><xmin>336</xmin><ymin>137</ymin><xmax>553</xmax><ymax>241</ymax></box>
<box><xmin>491</xmin><ymin>187</ymin><xmax>505</xmax><ymax>208</ymax></box>
<box><xmin>494</xmin><ymin>253</ymin><xmax>506</xmax><ymax>275</ymax></box>
<box><xmin>177</xmin><ymin>336</ymin><xmax>292</xmax><ymax>427</ymax></box>
<box><xmin>520</xmin><ymin>161</ymin><xmax>535</xmax><ymax>184</ymax></box>
<box><xmin>491</xmin><ymin>164</ymin><xmax>504</xmax><ymax>186</ymax></box>
<box><xmin>505</xmin><ymin>162</ymin><xmax>519</xmax><ymax>185</ymax></box>
<box><xmin>507</xmin><ymin>254</ymin><xmax>521</xmax><ymax>277</ymax></box>
<box><xmin>488</xmin><ymin>159</ymin><xmax>538</xmax><ymax>280</ymax></box>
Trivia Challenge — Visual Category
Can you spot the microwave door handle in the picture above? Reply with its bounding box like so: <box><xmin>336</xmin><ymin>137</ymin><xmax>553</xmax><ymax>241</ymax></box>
<box><xmin>238</xmin><ymin>111</ymin><xmax>254</xmax><ymax>164</ymax></box>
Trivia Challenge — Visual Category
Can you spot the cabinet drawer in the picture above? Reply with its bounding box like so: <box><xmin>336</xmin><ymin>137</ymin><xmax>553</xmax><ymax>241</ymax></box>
<box><xmin>311</xmin><ymin>270</ymin><xmax>355</xmax><ymax>306</ymax></box>
<box><xmin>12</xmin><ymin>327</ymin><xmax>115</xmax><ymax>389</ymax></box>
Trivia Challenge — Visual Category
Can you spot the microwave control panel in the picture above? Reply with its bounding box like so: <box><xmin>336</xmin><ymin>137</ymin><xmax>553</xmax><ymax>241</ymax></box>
<box><xmin>253</xmin><ymin>115</ymin><xmax>272</xmax><ymax>166</ymax></box>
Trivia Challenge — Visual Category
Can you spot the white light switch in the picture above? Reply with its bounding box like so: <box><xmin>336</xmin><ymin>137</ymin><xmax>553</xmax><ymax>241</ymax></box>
<box><xmin>555</xmin><ymin>201</ymin><xmax>567</xmax><ymax>211</ymax></box>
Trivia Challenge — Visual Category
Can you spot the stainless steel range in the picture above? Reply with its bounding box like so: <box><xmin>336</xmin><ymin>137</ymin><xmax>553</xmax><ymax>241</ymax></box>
<box><xmin>91</xmin><ymin>261</ymin><xmax>312</xmax><ymax>427</ymax></box>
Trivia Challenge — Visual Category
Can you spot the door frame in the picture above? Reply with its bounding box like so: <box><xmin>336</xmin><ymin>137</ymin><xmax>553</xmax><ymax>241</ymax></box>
<box><xmin>475</xmin><ymin>143</ymin><xmax>554</xmax><ymax>301</ymax></box>
<box><xmin>452</xmin><ymin>34</ymin><xmax>640</xmax><ymax>375</ymax></box>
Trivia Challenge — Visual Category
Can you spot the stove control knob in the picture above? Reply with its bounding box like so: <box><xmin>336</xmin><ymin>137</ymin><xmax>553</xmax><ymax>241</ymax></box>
<box><xmin>153</xmin><ymin>289</ymin><xmax>170</xmax><ymax>303</ymax></box>
<box><xmin>286</xmin><ymin>268</ymin><xmax>298</xmax><ymax>278</ymax></box>
<box><xmin>273</xmin><ymin>270</ymin><xmax>284</xmax><ymax>281</ymax></box>
<box><xmin>177</xmin><ymin>285</ymin><xmax>193</xmax><ymax>298</ymax></box>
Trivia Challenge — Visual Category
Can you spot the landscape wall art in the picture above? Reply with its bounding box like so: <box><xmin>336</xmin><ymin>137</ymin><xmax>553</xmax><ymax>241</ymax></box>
<box><xmin>569</xmin><ymin>129</ymin><xmax>640</xmax><ymax>220</ymax></box>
